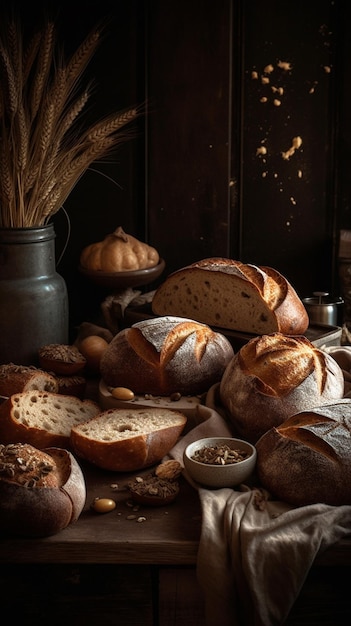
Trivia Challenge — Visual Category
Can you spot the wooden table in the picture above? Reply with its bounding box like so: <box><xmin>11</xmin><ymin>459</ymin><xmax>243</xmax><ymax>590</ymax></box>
<box><xmin>1</xmin><ymin>458</ymin><xmax>351</xmax><ymax>626</ymax></box>
<box><xmin>0</xmin><ymin>458</ymin><xmax>350</xmax><ymax>567</ymax></box>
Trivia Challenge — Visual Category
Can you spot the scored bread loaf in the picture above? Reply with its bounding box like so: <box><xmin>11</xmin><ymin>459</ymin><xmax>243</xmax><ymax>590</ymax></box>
<box><xmin>0</xmin><ymin>443</ymin><xmax>86</xmax><ymax>537</ymax></box>
<box><xmin>152</xmin><ymin>257</ymin><xmax>309</xmax><ymax>334</ymax></box>
<box><xmin>219</xmin><ymin>333</ymin><xmax>344</xmax><ymax>443</ymax></box>
<box><xmin>70</xmin><ymin>407</ymin><xmax>187</xmax><ymax>471</ymax></box>
<box><xmin>100</xmin><ymin>315</ymin><xmax>234</xmax><ymax>396</ymax></box>
<box><xmin>0</xmin><ymin>390</ymin><xmax>100</xmax><ymax>449</ymax></box>
<box><xmin>0</xmin><ymin>363</ymin><xmax>59</xmax><ymax>397</ymax></box>
<box><xmin>256</xmin><ymin>401</ymin><xmax>351</xmax><ymax>505</ymax></box>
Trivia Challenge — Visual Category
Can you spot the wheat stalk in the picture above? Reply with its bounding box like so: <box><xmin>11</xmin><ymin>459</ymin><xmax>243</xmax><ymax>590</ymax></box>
<box><xmin>0</xmin><ymin>17</ymin><xmax>140</xmax><ymax>228</ymax></box>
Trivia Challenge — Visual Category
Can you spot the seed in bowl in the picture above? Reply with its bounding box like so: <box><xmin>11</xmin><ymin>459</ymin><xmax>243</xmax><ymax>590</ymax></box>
<box><xmin>191</xmin><ymin>444</ymin><xmax>250</xmax><ymax>465</ymax></box>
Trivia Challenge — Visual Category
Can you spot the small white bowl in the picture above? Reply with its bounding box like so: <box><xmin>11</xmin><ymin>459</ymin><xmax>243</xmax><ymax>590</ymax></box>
<box><xmin>183</xmin><ymin>437</ymin><xmax>257</xmax><ymax>488</ymax></box>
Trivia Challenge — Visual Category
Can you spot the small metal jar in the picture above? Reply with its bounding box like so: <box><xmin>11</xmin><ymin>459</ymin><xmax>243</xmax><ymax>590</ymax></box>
<box><xmin>302</xmin><ymin>292</ymin><xmax>343</xmax><ymax>326</ymax></box>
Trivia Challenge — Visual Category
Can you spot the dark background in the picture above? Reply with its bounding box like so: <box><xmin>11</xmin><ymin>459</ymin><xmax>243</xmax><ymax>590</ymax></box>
<box><xmin>2</xmin><ymin>0</ymin><xmax>351</xmax><ymax>337</ymax></box>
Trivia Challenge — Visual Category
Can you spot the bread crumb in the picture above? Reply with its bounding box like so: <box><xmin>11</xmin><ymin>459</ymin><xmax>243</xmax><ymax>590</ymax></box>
<box><xmin>264</xmin><ymin>64</ymin><xmax>274</xmax><ymax>74</ymax></box>
<box><xmin>282</xmin><ymin>136</ymin><xmax>302</xmax><ymax>160</ymax></box>
<box><xmin>277</xmin><ymin>60</ymin><xmax>292</xmax><ymax>71</ymax></box>
<box><xmin>256</xmin><ymin>145</ymin><xmax>267</xmax><ymax>156</ymax></box>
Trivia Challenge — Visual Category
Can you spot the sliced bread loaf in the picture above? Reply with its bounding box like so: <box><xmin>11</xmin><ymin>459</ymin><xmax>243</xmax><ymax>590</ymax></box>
<box><xmin>70</xmin><ymin>407</ymin><xmax>187</xmax><ymax>471</ymax></box>
<box><xmin>0</xmin><ymin>363</ymin><xmax>59</xmax><ymax>397</ymax></box>
<box><xmin>152</xmin><ymin>257</ymin><xmax>309</xmax><ymax>335</ymax></box>
<box><xmin>0</xmin><ymin>390</ymin><xmax>100</xmax><ymax>449</ymax></box>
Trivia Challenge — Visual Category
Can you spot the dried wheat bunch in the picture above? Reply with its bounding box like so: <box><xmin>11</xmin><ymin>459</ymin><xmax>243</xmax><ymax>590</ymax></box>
<box><xmin>0</xmin><ymin>17</ymin><xmax>140</xmax><ymax>228</ymax></box>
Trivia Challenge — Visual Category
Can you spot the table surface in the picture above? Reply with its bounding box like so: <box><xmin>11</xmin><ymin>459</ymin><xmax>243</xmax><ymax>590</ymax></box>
<box><xmin>1</xmin><ymin>457</ymin><xmax>350</xmax><ymax>567</ymax></box>
<box><xmin>1</xmin><ymin>378</ymin><xmax>350</xmax><ymax>568</ymax></box>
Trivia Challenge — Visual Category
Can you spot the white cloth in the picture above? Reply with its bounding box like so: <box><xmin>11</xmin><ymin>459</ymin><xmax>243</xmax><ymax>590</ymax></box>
<box><xmin>169</xmin><ymin>349</ymin><xmax>351</xmax><ymax>626</ymax></box>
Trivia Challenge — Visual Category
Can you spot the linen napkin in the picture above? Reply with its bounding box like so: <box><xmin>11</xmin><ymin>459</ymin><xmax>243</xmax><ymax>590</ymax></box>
<box><xmin>169</xmin><ymin>348</ymin><xmax>351</xmax><ymax>626</ymax></box>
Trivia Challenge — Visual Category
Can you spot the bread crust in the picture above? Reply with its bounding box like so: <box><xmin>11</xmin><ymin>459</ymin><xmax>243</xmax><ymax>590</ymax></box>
<box><xmin>70</xmin><ymin>407</ymin><xmax>187</xmax><ymax>471</ymax></box>
<box><xmin>100</xmin><ymin>316</ymin><xmax>234</xmax><ymax>395</ymax></box>
<box><xmin>256</xmin><ymin>401</ymin><xmax>351</xmax><ymax>505</ymax></box>
<box><xmin>151</xmin><ymin>257</ymin><xmax>309</xmax><ymax>334</ymax></box>
<box><xmin>0</xmin><ymin>444</ymin><xmax>86</xmax><ymax>536</ymax></box>
<box><xmin>219</xmin><ymin>333</ymin><xmax>344</xmax><ymax>443</ymax></box>
<box><xmin>0</xmin><ymin>363</ymin><xmax>59</xmax><ymax>397</ymax></box>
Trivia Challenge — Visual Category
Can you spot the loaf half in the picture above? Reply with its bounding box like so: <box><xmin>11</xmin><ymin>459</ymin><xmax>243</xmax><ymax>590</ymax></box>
<box><xmin>152</xmin><ymin>257</ymin><xmax>309</xmax><ymax>334</ymax></box>
<box><xmin>0</xmin><ymin>443</ymin><xmax>86</xmax><ymax>537</ymax></box>
<box><xmin>219</xmin><ymin>333</ymin><xmax>344</xmax><ymax>443</ymax></box>
<box><xmin>70</xmin><ymin>407</ymin><xmax>187</xmax><ymax>471</ymax></box>
<box><xmin>0</xmin><ymin>363</ymin><xmax>59</xmax><ymax>397</ymax></box>
<box><xmin>256</xmin><ymin>400</ymin><xmax>351</xmax><ymax>505</ymax></box>
<box><xmin>0</xmin><ymin>391</ymin><xmax>100</xmax><ymax>448</ymax></box>
<box><xmin>100</xmin><ymin>315</ymin><xmax>234</xmax><ymax>396</ymax></box>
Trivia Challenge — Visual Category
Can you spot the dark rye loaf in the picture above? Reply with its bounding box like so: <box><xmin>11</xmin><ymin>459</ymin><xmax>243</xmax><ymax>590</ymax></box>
<box><xmin>256</xmin><ymin>401</ymin><xmax>351</xmax><ymax>506</ymax></box>
<box><xmin>152</xmin><ymin>257</ymin><xmax>309</xmax><ymax>334</ymax></box>
<box><xmin>0</xmin><ymin>443</ymin><xmax>86</xmax><ymax>537</ymax></box>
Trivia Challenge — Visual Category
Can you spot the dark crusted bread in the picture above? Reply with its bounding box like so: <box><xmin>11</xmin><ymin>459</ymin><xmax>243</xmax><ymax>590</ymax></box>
<box><xmin>100</xmin><ymin>315</ymin><xmax>234</xmax><ymax>396</ymax></box>
<box><xmin>152</xmin><ymin>257</ymin><xmax>309</xmax><ymax>334</ymax></box>
<box><xmin>0</xmin><ymin>390</ymin><xmax>100</xmax><ymax>448</ymax></box>
<box><xmin>256</xmin><ymin>401</ymin><xmax>351</xmax><ymax>505</ymax></box>
<box><xmin>70</xmin><ymin>407</ymin><xmax>187</xmax><ymax>471</ymax></box>
<box><xmin>0</xmin><ymin>443</ymin><xmax>86</xmax><ymax>536</ymax></box>
<box><xmin>219</xmin><ymin>333</ymin><xmax>344</xmax><ymax>443</ymax></box>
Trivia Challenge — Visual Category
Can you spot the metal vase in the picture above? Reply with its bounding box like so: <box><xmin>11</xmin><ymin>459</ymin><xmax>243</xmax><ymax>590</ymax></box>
<box><xmin>0</xmin><ymin>224</ymin><xmax>69</xmax><ymax>365</ymax></box>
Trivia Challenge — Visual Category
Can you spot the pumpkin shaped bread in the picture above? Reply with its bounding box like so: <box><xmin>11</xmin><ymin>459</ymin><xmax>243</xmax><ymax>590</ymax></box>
<box><xmin>80</xmin><ymin>226</ymin><xmax>159</xmax><ymax>272</ymax></box>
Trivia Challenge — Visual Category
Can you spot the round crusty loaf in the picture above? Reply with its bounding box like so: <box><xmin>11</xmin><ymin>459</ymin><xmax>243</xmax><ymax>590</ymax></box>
<box><xmin>219</xmin><ymin>333</ymin><xmax>344</xmax><ymax>443</ymax></box>
<box><xmin>256</xmin><ymin>400</ymin><xmax>351</xmax><ymax>505</ymax></box>
<box><xmin>70</xmin><ymin>407</ymin><xmax>187</xmax><ymax>471</ymax></box>
<box><xmin>0</xmin><ymin>363</ymin><xmax>59</xmax><ymax>397</ymax></box>
<box><xmin>0</xmin><ymin>390</ymin><xmax>100</xmax><ymax>448</ymax></box>
<box><xmin>152</xmin><ymin>258</ymin><xmax>309</xmax><ymax>335</ymax></box>
<box><xmin>0</xmin><ymin>443</ymin><xmax>86</xmax><ymax>536</ymax></box>
<box><xmin>100</xmin><ymin>316</ymin><xmax>234</xmax><ymax>396</ymax></box>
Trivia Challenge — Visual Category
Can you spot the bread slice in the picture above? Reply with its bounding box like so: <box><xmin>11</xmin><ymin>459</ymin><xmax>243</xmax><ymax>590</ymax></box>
<box><xmin>152</xmin><ymin>257</ymin><xmax>309</xmax><ymax>335</ymax></box>
<box><xmin>0</xmin><ymin>391</ymin><xmax>100</xmax><ymax>449</ymax></box>
<box><xmin>70</xmin><ymin>407</ymin><xmax>187</xmax><ymax>471</ymax></box>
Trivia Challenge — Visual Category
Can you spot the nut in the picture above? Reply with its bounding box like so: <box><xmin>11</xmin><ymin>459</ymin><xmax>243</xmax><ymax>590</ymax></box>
<box><xmin>155</xmin><ymin>459</ymin><xmax>182</xmax><ymax>480</ymax></box>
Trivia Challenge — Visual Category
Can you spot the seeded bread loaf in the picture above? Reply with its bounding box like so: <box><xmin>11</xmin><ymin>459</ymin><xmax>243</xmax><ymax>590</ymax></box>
<box><xmin>0</xmin><ymin>390</ymin><xmax>100</xmax><ymax>448</ymax></box>
<box><xmin>0</xmin><ymin>363</ymin><xmax>59</xmax><ymax>398</ymax></box>
<box><xmin>38</xmin><ymin>344</ymin><xmax>86</xmax><ymax>375</ymax></box>
<box><xmin>0</xmin><ymin>443</ymin><xmax>86</xmax><ymax>536</ymax></box>
<box><xmin>70</xmin><ymin>407</ymin><xmax>187</xmax><ymax>471</ymax></box>
<box><xmin>152</xmin><ymin>257</ymin><xmax>309</xmax><ymax>335</ymax></box>
<box><xmin>219</xmin><ymin>333</ymin><xmax>344</xmax><ymax>443</ymax></box>
<box><xmin>256</xmin><ymin>401</ymin><xmax>351</xmax><ymax>505</ymax></box>
<box><xmin>100</xmin><ymin>316</ymin><xmax>234</xmax><ymax>396</ymax></box>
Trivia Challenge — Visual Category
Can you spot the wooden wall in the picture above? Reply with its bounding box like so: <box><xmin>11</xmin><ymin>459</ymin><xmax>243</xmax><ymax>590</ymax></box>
<box><xmin>4</xmin><ymin>0</ymin><xmax>350</xmax><ymax>334</ymax></box>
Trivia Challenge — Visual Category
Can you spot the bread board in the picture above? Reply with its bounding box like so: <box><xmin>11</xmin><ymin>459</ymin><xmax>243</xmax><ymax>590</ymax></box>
<box><xmin>99</xmin><ymin>379</ymin><xmax>202</xmax><ymax>420</ymax></box>
<box><xmin>124</xmin><ymin>304</ymin><xmax>342</xmax><ymax>350</ymax></box>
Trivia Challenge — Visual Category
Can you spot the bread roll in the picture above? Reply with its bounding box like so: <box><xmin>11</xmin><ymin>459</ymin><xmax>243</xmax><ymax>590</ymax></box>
<box><xmin>219</xmin><ymin>333</ymin><xmax>344</xmax><ymax>443</ymax></box>
<box><xmin>0</xmin><ymin>390</ymin><xmax>100</xmax><ymax>448</ymax></box>
<box><xmin>0</xmin><ymin>363</ymin><xmax>59</xmax><ymax>397</ymax></box>
<box><xmin>100</xmin><ymin>316</ymin><xmax>234</xmax><ymax>396</ymax></box>
<box><xmin>256</xmin><ymin>401</ymin><xmax>351</xmax><ymax>505</ymax></box>
<box><xmin>38</xmin><ymin>344</ymin><xmax>86</xmax><ymax>375</ymax></box>
<box><xmin>70</xmin><ymin>407</ymin><xmax>187</xmax><ymax>471</ymax></box>
<box><xmin>0</xmin><ymin>443</ymin><xmax>86</xmax><ymax>536</ymax></box>
<box><xmin>152</xmin><ymin>258</ymin><xmax>309</xmax><ymax>334</ymax></box>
